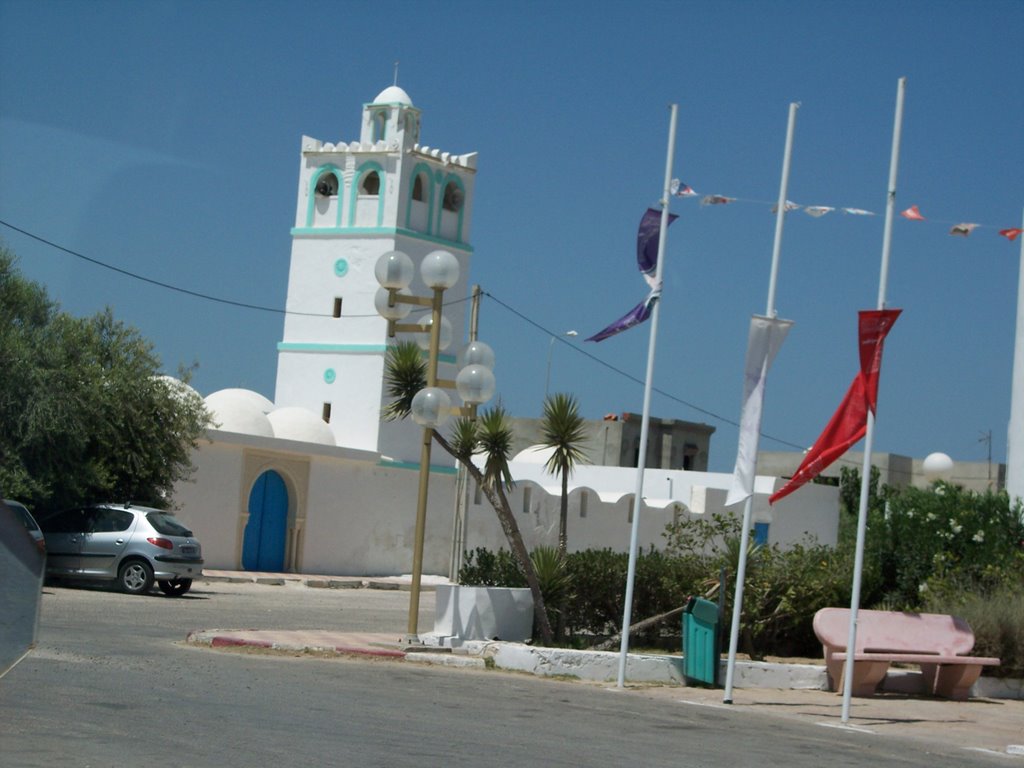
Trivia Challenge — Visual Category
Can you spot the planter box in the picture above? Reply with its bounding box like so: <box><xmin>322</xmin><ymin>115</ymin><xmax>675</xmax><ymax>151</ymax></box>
<box><xmin>433</xmin><ymin>585</ymin><xmax>534</xmax><ymax>643</ymax></box>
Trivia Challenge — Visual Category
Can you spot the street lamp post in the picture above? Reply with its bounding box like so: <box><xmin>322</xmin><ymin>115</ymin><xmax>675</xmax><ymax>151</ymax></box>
<box><xmin>543</xmin><ymin>330</ymin><xmax>578</xmax><ymax>403</ymax></box>
<box><xmin>374</xmin><ymin>250</ymin><xmax>495</xmax><ymax>643</ymax></box>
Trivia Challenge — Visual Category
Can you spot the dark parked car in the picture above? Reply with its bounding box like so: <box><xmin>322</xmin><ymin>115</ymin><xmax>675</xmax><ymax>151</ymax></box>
<box><xmin>37</xmin><ymin>503</ymin><xmax>203</xmax><ymax>596</ymax></box>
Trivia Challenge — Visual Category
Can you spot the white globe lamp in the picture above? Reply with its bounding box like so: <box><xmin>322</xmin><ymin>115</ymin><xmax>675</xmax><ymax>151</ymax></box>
<box><xmin>922</xmin><ymin>452</ymin><xmax>954</xmax><ymax>482</ymax></box>
<box><xmin>374</xmin><ymin>287</ymin><xmax>412</xmax><ymax>320</ymax></box>
<box><xmin>410</xmin><ymin>387</ymin><xmax>452</xmax><ymax>429</ymax></box>
<box><xmin>419</xmin><ymin>250</ymin><xmax>460</xmax><ymax>290</ymax></box>
<box><xmin>415</xmin><ymin>314</ymin><xmax>453</xmax><ymax>351</ymax></box>
<box><xmin>375</xmin><ymin>250</ymin><xmax>415</xmax><ymax>290</ymax></box>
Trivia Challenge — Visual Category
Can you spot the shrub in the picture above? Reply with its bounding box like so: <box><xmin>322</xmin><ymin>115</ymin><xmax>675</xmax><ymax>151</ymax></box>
<box><xmin>923</xmin><ymin>581</ymin><xmax>1024</xmax><ymax>678</ymax></box>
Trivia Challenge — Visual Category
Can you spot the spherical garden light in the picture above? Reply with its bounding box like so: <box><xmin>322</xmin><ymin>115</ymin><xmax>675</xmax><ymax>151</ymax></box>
<box><xmin>416</xmin><ymin>313</ymin><xmax>453</xmax><ymax>352</ymax></box>
<box><xmin>374</xmin><ymin>287</ymin><xmax>412</xmax><ymax>321</ymax></box>
<box><xmin>410</xmin><ymin>387</ymin><xmax>452</xmax><ymax>429</ymax></box>
<box><xmin>374</xmin><ymin>250</ymin><xmax>415</xmax><ymax>290</ymax></box>
<box><xmin>458</xmin><ymin>340</ymin><xmax>496</xmax><ymax>371</ymax></box>
<box><xmin>419</xmin><ymin>249</ymin><xmax>460</xmax><ymax>290</ymax></box>
<box><xmin>455</xmin><ymin>364</ymin><xmax>496</xmax><ymax>405</ymax></box>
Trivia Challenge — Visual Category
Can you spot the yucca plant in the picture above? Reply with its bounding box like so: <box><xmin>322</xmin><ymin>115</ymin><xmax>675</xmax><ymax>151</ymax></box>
<box><xmin>540</xmin><ymin>393</ymin><xmax>588</xmax><ymax>557</ymax></box>
<box><xmin>384</xmin><ymin>343</ymin><xmax>554</xmax><ymax>645</ymax></box>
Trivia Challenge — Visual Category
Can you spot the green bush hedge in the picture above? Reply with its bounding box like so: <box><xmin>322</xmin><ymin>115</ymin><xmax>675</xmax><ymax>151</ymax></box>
<box><xmin>460</xmin><ymin>479</ymin><xmax>1024</xmax><ymax>674</ymax></box>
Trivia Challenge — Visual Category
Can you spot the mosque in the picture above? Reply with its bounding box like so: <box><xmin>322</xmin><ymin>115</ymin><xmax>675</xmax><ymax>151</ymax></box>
<box><xmin>170</xmin><ymin>85</ymin><xmax>837</xmax><ymax>578</ymax></box>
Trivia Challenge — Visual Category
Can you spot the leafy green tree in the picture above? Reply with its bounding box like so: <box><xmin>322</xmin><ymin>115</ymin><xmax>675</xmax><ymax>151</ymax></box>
<box><xmin>383</xmin><ymin>341</ymin><xmax>554</xmax><ymax>645</ymax></box>
<box><xmin>539</xmin><ymin>392</ymin><xmax>588</xmax><ymax>557</ymax></box>
<box><xmin>0</xmin><ymin>246</ymin><xmax>209</xmax><ymax>511</ymax></box>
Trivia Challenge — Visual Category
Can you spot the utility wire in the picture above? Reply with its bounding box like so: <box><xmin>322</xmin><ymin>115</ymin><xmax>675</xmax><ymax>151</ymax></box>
<box><xmin>484</xmin><ymin>289</ymin><xmax>818</xmax><ymax>455</ymax></box>
<box><xmin>0</xmin><ymin>218</ymin><xmax>469</xmax><ymax>319</ymax></box>
<box><xmin>0</xmin><ymin>219</ymin><xmax>935</xmax><ymax>472</ymax></box>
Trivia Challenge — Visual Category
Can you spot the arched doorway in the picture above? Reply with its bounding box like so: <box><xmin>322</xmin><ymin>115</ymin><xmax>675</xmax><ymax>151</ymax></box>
<box><xmin>243</xmin><ymin>470</ymin><xmax>288</xmax><ymax>571</ymax></box>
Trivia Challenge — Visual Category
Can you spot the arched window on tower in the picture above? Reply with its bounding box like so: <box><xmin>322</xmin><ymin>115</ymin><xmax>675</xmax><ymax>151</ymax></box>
<box><xmin>360</xmin><ymin>171</ymin><xmax>381</xmax><ymax>196</ymax></box>
<box><xmin>372</xmin><ymin>110</ymin><xmax>387</xmax><ymax>143</ymax></box>
<box><xmin>412</xmin><ymin>174</ymin><xmax>425</xmax><ymax>201</ymax></box>
<box><xmin>309</xmin><ymin>168</ymin><xmax>341</xmax><ymax>228</ymax></box>
<box><xmin>442</xmin><ymin>180</ymin><xmax>463</xmax><ymax>212</ymax></box>
<box><xmin>438</xmin><ymin>176</ymin><xmax>465</xmax><ymax>242</ymax></box>
<box><xmin>315</xmin><ymin>173</ymin><xmax>339</xmax><ymax>197</ymax></box>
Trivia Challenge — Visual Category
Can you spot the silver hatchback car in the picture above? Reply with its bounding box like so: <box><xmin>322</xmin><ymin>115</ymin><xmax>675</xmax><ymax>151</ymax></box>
<box><xmin>37</xmin><ymin>503</ymin><xmax>203</xmax><ymax>596</ymax></box>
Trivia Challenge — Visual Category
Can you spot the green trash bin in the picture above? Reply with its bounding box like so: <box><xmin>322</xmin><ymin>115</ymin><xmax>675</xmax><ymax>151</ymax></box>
<box><xmin>682</xmin><ymin>596</ymin><xmax>720</xmax><ymax>686</ymax></box>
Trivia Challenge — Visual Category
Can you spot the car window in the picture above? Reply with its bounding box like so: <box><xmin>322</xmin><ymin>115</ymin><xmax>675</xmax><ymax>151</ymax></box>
<box><xmin>39</xmin><ymin>508</ymin><xmax>88</xmax><ymax>534</ymax></box>
<box><xmin>88</xmin><ymin>507</ymin><xmax>135</xmax><ymax>533</ymax></box>
<box><xmin>146</xmin><ymin>512</ymin><xmax>192</xmax><ymax>537</ymax></box>
<box><xmin>4</xmin><ymin>501</ymin><xmax>39</xmax><ymax>532</ymax></box>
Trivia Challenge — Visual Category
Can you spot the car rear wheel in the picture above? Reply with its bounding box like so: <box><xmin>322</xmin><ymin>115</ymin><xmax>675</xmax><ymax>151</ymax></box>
<box><xmin>118</xmin><ymin>560</ymin><xmax>154</xmax><ymax>595</ymax></box>
<box><xmin>158</xmin><ymin>578</ymin><xmax>192</xmax><ymax>597</ymax></box>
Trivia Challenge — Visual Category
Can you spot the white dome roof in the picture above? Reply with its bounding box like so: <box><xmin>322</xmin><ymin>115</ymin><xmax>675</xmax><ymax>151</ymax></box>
<box><xmin>204</xmin><ymin>389</ymin><xmax>274</xmax><ymax>437</ymax></box>
<box><xmin>268</xmin><ymin>407</ymin><xmax>336</xmax><ymax>446</ymax></box>
<box><xmin>155</xmin><ymin>375</ymin><xmax>200</xmax><ymax>402</ymax></box>
<box><xmin>373</xmin><ymin>85</ymin><xmax>413</xmax><ymax>106</ymax></box>
<box><xmin>513</xmin><ymin>444</ymin><xmax>555</xmax><ymax>464</ymax></box>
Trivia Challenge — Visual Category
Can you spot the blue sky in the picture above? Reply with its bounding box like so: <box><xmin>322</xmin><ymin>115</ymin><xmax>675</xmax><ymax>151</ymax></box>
<box><xmin>1</xmin><ymin>0</ymin><xmax>1021</xmax><ymax>475</ymax></box>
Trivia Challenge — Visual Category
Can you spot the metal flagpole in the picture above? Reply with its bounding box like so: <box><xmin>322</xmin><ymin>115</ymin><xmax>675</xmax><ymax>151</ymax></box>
<box><xmin>1005</xmin><ymin>208</ymin><xmax>1024</xmax><ymax>507</ymax></box>
<box><xmin>723</xmin><ymin>101</ymin><xmax>799</xmax><ymax>703</ymax></box>
<box><xmin>841</xmin><ymin>76</ymin><xmax>906</xmax><ymax>724</ymax></box>
<box><xmin>616</xmin><ymin>103</ymin><xmax>678</xmax><ymax>689</ymax></box>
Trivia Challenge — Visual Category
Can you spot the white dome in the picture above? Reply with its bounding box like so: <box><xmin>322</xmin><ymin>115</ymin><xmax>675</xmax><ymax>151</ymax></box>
<box><xmin>204</xmin><ymin>389</ymin><xmax>274</xmax><ymax>437</ymax></box>
<box><xmin>154</xmin><ymin>375</ymin><xmax>200</xmax><ymax>402</ymax></box>
<box><xmin>922</xmin><ymin>452</ymin><xmax>955</xmax><ymax>480</ymax></box>
<box><xmin>373</xmin><ymin>85</ymin><xmax>413</xmax><ymax>106</ymax></box>
<box><xmin>268</xmin><ymin>407</ymin><xmax>336</xmax><ymax>446</ymax></box>
<box><xmin>513</xmin><ymin>445</ymin><xmax>556</xmax><ymax>464</ymax></box>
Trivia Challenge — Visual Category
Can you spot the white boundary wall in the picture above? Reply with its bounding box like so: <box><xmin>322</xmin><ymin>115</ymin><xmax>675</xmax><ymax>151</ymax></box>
<box><xmin>173</xmin><ymin>431</ymin><xmax>839</xmax><ymax>577</ymax></box>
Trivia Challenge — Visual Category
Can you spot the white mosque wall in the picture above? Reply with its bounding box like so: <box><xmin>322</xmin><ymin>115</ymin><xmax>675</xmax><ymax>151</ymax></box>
<box><xmin>172</xmin><ymin>429</ymin><xmax>839</xmax><ymax>578</ymax></box>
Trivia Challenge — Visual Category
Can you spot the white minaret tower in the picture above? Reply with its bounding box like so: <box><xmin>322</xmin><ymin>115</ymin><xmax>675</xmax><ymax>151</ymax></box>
<box><xmin>274</xmin><ymin>85</ymin><xmax>478</xmax><ymax>462</ymax></box>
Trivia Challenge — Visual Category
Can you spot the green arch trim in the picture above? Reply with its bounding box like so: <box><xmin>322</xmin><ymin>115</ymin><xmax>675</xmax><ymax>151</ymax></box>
<box><xmin>306</xmin><ymin>164</ymin><xmax>344</xmax><ymax>228</ymax></box>
<box><xmin>348</xmin><ymin>160</ymin><xmax>386</xmax><ymax>227</ymax></box>
<box><xmin>377</xmin><ymin>458</ymin><xmax>459</xmax><ymax>476</ymax></box>
<box><xmin>276</xmin><ymin>342</ymin><xmax>456</xmax><ymax>365</ymax></box>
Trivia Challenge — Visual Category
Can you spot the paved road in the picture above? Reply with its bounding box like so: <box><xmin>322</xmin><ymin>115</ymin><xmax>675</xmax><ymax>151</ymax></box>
<box><xmin>0</xmin><ymin>580</ymin><xmax>1008</xmax><ymax>767</ymax></box>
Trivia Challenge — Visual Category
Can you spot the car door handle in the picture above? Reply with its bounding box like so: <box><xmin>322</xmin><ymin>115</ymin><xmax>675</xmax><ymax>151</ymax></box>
<box><xmin>115</xmin><ymin>538</ymin><xmax>125</xmax><ymax>544</ymax></box>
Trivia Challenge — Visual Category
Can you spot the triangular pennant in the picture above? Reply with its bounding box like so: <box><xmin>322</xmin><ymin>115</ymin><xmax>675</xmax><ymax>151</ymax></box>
<box><xmin>949</xmin><ymin>223</ymin><xmax>978</xmax><ymax>237</ymax></box>
<box><xmin>901</xmin><ymin>205</ymin><xmax>925</xmax><ymax>221</ymax></box>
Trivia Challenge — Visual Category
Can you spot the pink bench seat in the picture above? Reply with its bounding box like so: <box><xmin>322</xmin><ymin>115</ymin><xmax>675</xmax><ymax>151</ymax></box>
<box><xmin>813</xmin><ymin>607</ymin><xmax>1000</xmax><ymax>700</ymax></box>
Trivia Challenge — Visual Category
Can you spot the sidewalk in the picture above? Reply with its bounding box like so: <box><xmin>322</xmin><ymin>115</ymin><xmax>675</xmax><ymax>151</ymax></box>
<box><xmin>187</xmin><ymin>570</ymin><xmax>1024</xmax><ymax>760</ymax></box>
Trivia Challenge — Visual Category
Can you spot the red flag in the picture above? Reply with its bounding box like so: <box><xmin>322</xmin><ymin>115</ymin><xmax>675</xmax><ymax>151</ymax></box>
<box><xmin>770</xmin><ymin>309</ymin><xmax>901</xmax><ymax>505</ymax></box>
<box><xmin>1000</xmin><ymin>228</ymin><xmax>1023</xmax><ymax>242</ymax></box>
<box><xmin>901</xmin><ymin>205</ymin><xmax>925</xmax><ymax>221</ymax></box>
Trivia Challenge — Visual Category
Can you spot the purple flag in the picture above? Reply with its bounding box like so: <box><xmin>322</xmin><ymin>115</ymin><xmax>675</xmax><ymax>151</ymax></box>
<box><xmin>638</xmin><ymin>207</ymin><xmax>679</xmax><ymax>279</ymax></box>
<box><xmin>588</xmin><ymin>208</ymin><xmax>677</xmax><ymax>343</ymax></box>
<box><xmin>586</xmin><ymin>293</ymin><xmax>657</xmax><ymax>343</ymax></box>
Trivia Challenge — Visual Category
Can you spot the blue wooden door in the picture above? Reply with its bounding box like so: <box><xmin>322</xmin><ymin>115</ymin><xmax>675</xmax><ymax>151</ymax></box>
<box><xmin>243</xmin><ymin>470</ymin><xmax>288</xmax><ymax>571</ymax></box>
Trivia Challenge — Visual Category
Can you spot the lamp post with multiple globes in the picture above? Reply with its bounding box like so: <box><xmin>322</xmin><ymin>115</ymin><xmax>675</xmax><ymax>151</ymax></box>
<box><xmin>374</xmin><ymin>250</ymin><xmax>495</xmax><ymax>642</ymax></box>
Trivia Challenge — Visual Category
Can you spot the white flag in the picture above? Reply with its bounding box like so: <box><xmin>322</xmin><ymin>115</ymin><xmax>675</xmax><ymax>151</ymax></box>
<box><xmin>726</xmin><ymin>315</ymin><xmax>793</xmax><ymax>507</ymax></box>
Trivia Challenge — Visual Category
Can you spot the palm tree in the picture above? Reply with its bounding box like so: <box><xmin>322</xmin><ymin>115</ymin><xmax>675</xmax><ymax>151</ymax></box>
<box><xmin>540</xmin><ymin>393</ymin><xmax>588</xmax><ymax>557</ymax></box>
<box><xmin>383</xmin><ymin>342</ymin><xmax>554</xmax><ymax>645</ymax></box>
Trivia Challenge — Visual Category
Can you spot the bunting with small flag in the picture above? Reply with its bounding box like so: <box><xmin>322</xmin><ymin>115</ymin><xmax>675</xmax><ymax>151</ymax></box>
<box><xmin>901</xmin><ymin>205</ymin><xmax>926</xmax><ymax>221</ymax></box>
<box><xmin>950</xmin><ymin>222</ymin><xmax>978</xmax><ymax>237</ymax></box>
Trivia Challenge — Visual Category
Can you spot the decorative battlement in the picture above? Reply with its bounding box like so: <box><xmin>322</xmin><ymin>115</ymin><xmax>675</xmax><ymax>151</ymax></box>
<box><xmin>302</xmin><ymin>137</ymin><xmax>477</xmax><ymax>170</ymax></box>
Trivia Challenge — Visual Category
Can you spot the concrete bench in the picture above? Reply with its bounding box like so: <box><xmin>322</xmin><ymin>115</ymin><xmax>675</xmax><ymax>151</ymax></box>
<box><xmin>812</xmin><ymin>607</ymin><xmax>1000</xmax><ymax>700</ymax></box>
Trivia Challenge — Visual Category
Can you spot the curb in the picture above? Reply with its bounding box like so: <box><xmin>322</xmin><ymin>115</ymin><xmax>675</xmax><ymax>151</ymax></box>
<box><xmin>200</xmin><ymin>575</ymin><xmax>438</xmax><ymax>591</ymax></box>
